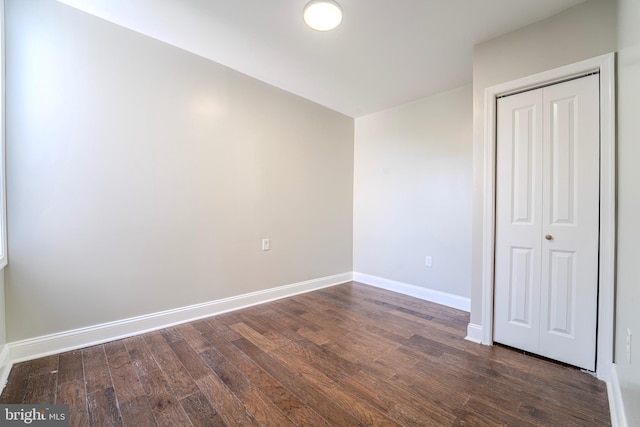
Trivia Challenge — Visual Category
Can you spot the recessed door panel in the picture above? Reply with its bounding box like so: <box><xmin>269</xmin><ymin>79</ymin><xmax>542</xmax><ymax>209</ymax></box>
<box><xmin>512</xmin><ymin>107</ymin><xmax>535</xmax><ymax>224</ymax></box>
<box><xmin>508</xmin><ymin>247</ymin><xmax>534</xmax><ymax>326</ymax></box>
<box><xmin>549</xmin><ymin>98</ymin><xmax>577</xmax><ymax>225</ymax></box>
<box><xmin>547</xmin><ymin>250</ymin><xmax>576</xmax><ymax>336</ymax></box>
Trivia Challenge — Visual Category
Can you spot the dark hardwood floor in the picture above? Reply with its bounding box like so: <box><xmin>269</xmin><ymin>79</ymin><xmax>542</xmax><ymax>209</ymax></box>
<box><xmin>1</xmin><ymin>282</ymin><xmax>610</xmax><ymax>426</ymax></box>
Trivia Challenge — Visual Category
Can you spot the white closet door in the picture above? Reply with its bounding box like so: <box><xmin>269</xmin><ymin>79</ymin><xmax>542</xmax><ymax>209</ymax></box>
<box><xmin>494</xmin><ymin>74</ymin><xmax>600</xmax><ymax>370</ymax></box>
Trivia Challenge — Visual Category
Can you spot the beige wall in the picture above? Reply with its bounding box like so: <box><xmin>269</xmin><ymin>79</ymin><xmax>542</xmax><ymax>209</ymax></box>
<box><xmin>470</xmin><ymin>0</ymin><xmax>617</xmax><ymax>325</ymax></box>
<box><xmin>353</xmin><ymin>86</ymin><xmax>472</xmax><ymax>298</ymax></box>
<box><xmin>4</xmin><ymin>0</ymin><xmax>354</xmax><ymax>341</ymax></box>
<box><xmin>615</xmin><ymin>0</ymin><xmax>640</xmax><ymax>423</ymax></box>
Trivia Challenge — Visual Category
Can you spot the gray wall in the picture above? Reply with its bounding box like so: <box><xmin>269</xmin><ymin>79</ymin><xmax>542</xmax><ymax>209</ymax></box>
<box><xmin>4</xmin><ymin>0</ymin><xmax>354</xmax><ymax>341</ymax></box>
<box><xmin>353</xmin><ymin>86</ymin><xmax>472</xmax><ymax>298</ymax></box>
<box><xmin>616</xmin><ymin>0</ymin><xmax>640</xmax><ymax>423</ymax></box>
<box><xmin>470</xmin><ymin>0</ymin><xmax>618</xmax><ymax>325</ymax></box>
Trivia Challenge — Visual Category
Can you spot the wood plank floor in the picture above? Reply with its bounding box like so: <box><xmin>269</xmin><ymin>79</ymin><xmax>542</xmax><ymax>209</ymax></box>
<box><xmin>1</xmin><ymin>282</ymin><xmax>610</xmax><ymax>426</ymax></box>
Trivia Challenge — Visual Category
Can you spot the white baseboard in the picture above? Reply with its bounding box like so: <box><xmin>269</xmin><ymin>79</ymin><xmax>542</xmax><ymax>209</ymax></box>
<box><xmin>4</xmin><ymin>272</ymin><xmax>353</xmax><ymax>369</ymax></box>
<box><xmin>465</xmin><ymin>323</ymin><xmax>483</xmax><ymax>344</ymax></box>
<box><xmin>353</xmin><ymin>272</ymin><xmax>470</xmax><ymax>312</ymax></box>
<box><xmin>607</xmin><ymin>363</ymin><xmax>628</xmax><ymax>427</ymax></box>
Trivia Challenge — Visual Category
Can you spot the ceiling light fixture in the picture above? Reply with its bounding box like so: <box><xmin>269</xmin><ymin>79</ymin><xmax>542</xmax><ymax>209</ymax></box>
<box><xmin>303</xmin><ymin>0</ymin><xmax>343</xmax><ymax>32</ymax></box>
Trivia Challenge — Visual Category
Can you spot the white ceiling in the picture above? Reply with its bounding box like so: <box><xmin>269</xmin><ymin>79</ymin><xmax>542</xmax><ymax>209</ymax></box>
<box><xmin>58</xmin><ymin>0</ymin><xmax>585</xmax><ymax>117</ymax></box>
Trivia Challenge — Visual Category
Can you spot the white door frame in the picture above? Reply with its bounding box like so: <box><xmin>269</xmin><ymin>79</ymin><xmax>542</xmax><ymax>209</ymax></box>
<box><xmin>480</xmin><ymin>53</ymin><xmax>615</xmax><ymax>380</ymax></box>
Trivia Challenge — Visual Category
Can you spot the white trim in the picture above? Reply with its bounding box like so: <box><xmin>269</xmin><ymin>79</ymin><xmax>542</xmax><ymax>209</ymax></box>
<box><xmin>0</xmin><ymin>0</ymin><xmax>7</xmax><ymax>270</ymax></box>
<box><xmin>476</xmin><ymin>53</ymin><xmax>616</xmax><ymax>380</ymax></box>
<box><xmin>480</xmin><ymin>80</ymin><xmax>497</xmax><ymax>345</ymax></box>
<box><xmin>595</xmin><ymin>53</ymin><xmax>616</xmax><ymax>381</ymax></box>
<box><xmin>0</xmin><ymin>344</ymin><xmax>9</xmax><ymax>391</ymax></box>
<box><xmin>607</xmin><ymin>364</ymin><xmax>628</xmax><ymax>427</ymax></box>
<box><xmin>353</xmin><ymin>272</ymin><xmax>470</xmax><ymax>312</ymax></box>
<box><xmin>3</xmin><ymin>272</ymin><xmax>352</xmax><ymax>366</ymax></box>
<box><xmin>465</xmin><ymin>323</ymin><xmax>483</xmax><ymax>344</ymax></box>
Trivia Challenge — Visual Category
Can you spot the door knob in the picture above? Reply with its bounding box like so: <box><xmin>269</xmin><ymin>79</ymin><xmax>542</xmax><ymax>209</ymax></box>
<box><xmin>545</xmin><ymin>234</ymin><xmax>553</xmax><ymax>240</ymax></box>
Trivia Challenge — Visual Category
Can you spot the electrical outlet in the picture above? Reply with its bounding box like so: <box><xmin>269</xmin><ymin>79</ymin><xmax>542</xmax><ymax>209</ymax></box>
<box><xmin>425</xmin><ymin>256</ymin><xmax>432</xmax><ymax>267</ymax></box>
<box><xmin>262</xmin><ymin>239</ymin><xmax>270</xmax><ymax>251</ymax></box>
<box><xmin>627</xmin><ymin>328</ymin><xmax>632</xmax><ymax>364</ymax></box>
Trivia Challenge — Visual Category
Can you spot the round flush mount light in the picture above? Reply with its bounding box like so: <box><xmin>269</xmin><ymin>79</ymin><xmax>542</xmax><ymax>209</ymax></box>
<box><xmin>303</xmin><ymin>0</ymin><xmax>343</xmax><ymax>31</ymax></box>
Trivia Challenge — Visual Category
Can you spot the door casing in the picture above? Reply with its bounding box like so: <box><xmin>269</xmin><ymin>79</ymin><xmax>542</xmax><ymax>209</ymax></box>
<box><xmin>478</xmin><ymin>53</ymin><xmax>615</xmax><ymax>380</ymax></box>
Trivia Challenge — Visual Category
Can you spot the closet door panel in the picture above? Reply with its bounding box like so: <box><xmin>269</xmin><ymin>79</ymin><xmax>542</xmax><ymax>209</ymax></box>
<box><xmin>494</xmin><ymin>90</ymin><xmax>543</xmax><ymax>353</ymax></box>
